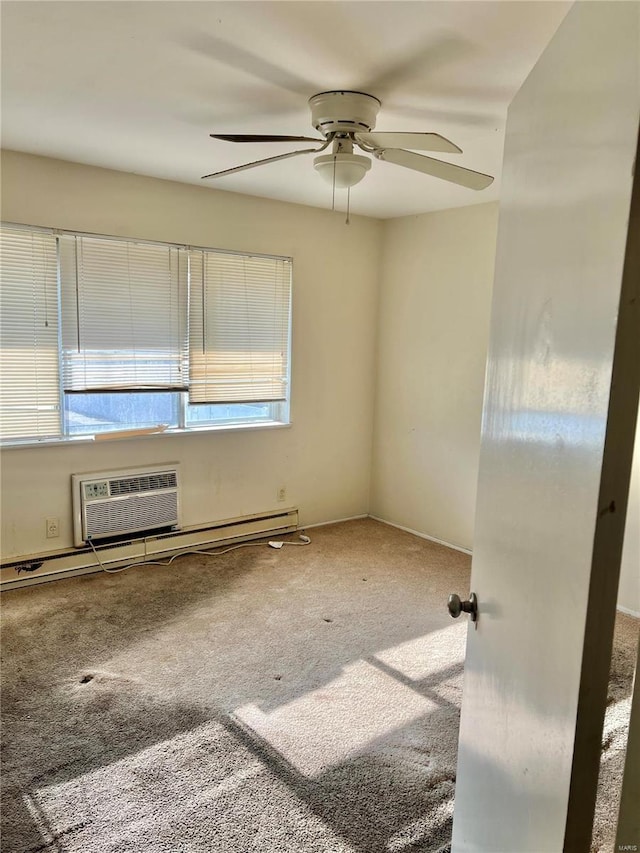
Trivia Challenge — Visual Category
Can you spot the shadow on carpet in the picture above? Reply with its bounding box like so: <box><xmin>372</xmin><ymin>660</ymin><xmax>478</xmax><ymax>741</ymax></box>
<box><xmin>2</xmin><ymin>677</ymin><xmax>455</xmax><ymax>853</ymax></box>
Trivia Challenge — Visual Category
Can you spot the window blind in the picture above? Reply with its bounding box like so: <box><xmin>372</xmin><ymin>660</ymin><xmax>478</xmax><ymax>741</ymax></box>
<box><xmin>0</xmin><ymin>226</ymin><xmax>61</xmax><ymax>439</ymax></box>
<box><xmin>189</xmin><ymin>250</ymin><xmax>291</xmax><ymax>404</ymax></box>
<box><xmin>59</xmin><ymin>234</ymin><xmax>188</xmax><ymax>392</ymax></box>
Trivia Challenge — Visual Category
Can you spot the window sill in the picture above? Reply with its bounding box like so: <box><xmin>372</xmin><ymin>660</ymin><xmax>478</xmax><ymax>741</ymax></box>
<box><xmin>0</xmin><ymin>420</ymin><xmax>292</xmax><ymax>450</ymax></box>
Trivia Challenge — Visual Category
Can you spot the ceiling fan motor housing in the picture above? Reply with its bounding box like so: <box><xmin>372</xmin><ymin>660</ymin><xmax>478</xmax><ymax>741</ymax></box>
<box><xmin>309</xmin><ymin>91</ymin><xmax>381</xmax><ymax>136</ymax></box>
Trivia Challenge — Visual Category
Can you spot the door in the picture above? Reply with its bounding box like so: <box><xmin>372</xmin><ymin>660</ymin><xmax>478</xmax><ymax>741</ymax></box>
<box><xmin>451</xmin><ymin>3</ymin><xmax>640</xmax><ymax>851</ymax></box>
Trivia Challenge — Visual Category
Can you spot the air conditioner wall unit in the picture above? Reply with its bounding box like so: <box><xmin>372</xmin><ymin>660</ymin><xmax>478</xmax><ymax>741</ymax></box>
<box><xmin>72</xmin><ymin>463</ymin><xmax>181</xmax><ymax>547</ymax></box>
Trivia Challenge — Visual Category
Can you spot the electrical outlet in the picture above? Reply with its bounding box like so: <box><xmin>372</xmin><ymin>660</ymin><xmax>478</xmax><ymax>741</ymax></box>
<box><xmin>277</xmin><ymin>486</ymin><xmax>286</xmax><ymax>502</ymax></box>
<box><xmin>46</xmin><ymin>517</ymin><xmax>60</xmax><ymax>538</ymax></box>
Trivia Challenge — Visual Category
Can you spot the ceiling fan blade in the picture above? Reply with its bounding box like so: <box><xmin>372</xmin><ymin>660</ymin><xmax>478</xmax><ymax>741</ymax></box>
<box><xmin>356</xmin><ymin>132</ymin><xmax>462</xmax><ymax>154</ymax></box>
<box><xmin>201</xmin><ymin>145</ymin><xmax>325</xmax><ymax>179</ymax></box>
<box><xmin>377</xmin><ymin>148</ymin><xmax>494</xmax><ymax>190</ymax></box>
<box><xmin>211</xmin><ymin>134</ymin><xmax>324</xmax><ymax>143</ymax></box>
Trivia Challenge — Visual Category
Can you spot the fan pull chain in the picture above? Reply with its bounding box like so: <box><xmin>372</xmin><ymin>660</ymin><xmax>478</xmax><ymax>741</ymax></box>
<box><xmin>345</xmin><ymin>187</ymin><xmax>351</xmax><ymax>225</ymax></box>
<box><xmin>331</xmin><ymin>156</ymin><xmax>336</xmax><ymax>211</ymax></box>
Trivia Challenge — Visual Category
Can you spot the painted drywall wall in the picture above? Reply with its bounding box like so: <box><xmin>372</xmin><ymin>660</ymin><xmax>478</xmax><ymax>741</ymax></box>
<box><xmin>371</xmin><ymin>201</ymin><xmax>639</xmax><ymax>614</ymax></box>
<box><xmin>0</xmin><ymin>149</ymin><xmax>382</xmax><ymax>557</ymax></box>
<box><xmin>371</xmin><ymin>203</ymin><xmax>499</xmax><ymax>551</ymax></box>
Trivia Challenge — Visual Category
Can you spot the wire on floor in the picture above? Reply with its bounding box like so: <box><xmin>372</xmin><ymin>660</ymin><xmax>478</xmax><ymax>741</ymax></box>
<box><xmin>86</xmin><ymin>532</ymin><xmax>312</xmax><ymax>575</ymax></box>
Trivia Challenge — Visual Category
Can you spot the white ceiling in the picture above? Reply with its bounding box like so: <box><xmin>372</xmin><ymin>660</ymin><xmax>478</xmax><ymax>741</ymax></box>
<box><xmin>1</xmin><ymin>1</ymin><xmax>570</xmax><ymax>219</ymax></box>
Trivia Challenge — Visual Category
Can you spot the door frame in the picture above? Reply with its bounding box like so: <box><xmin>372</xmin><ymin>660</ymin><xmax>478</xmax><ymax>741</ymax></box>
<box><xmin>565</xmin><ymin>126</ymin><xmax>640</xmax><ymax>848</ymax></box>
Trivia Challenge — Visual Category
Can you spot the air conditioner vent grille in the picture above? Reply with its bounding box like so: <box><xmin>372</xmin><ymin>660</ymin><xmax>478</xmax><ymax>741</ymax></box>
<box><xmin>85</xmin><ymin>492</ymin><xmax>178</xmax><ymax>539</ymax></box>
<box><xmin>110</xmin><ymin>472</ymin><xmax>178</xmax><ymax>495</ymax></box>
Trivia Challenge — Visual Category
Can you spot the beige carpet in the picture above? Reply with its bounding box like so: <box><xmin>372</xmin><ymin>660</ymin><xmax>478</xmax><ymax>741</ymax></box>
<box><xmin>0</xmin><ymin>518</ymin><xmax>637</xmax><ymax>852</ymax></box>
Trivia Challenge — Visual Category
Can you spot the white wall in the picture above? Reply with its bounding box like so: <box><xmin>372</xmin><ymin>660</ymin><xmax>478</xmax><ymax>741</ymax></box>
<box><xmin>0</xmin><ymin>150</ymin><xmax>383</xmax><ymax>557</ymax></box>
<box><xmin>371</xmin><ymin>201</ymin><xmax>639</xmax><ymax>614</ymax></box>
<box><xmin>371</xmin><ymin>203</ymin><xmax>499</xmax><ymax>551</ymax></box>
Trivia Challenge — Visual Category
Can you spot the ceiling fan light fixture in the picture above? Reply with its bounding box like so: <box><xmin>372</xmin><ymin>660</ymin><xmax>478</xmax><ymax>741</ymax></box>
<box><xmin>313</xmin><ymin>153</ymin><xmax>371</xmax><ymax>188</ymax></box>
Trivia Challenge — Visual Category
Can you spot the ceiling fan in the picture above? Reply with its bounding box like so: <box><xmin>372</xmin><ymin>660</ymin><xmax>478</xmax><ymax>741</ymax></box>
<box><xmin>201</xmin><ymin>90</ymin><xmax>494</xmax><ymax>192</ymax></box>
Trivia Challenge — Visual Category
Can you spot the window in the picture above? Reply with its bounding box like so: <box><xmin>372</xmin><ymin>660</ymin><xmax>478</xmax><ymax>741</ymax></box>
<box><xmin>0</xmin><ymin>224</ymin><xmax>292</xmax><ymax>444</ymax></box>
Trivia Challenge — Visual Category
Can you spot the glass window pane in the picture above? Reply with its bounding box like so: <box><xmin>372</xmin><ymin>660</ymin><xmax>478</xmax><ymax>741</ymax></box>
<box><xmin>64</xmin><ymin>392</ymin><xmax>179</xmax><ymax>435</ymax></box>
<box><xmin>185</xmin><ymin>400</ymin><xmax>274</xmax><ymax>426</ymax></box>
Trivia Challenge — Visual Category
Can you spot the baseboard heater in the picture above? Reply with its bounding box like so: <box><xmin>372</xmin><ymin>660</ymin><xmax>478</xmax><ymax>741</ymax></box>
<box><xmin>0</xmin><ymin>508</ymin><xmax>299</xmax><ymax>590</ymax></box>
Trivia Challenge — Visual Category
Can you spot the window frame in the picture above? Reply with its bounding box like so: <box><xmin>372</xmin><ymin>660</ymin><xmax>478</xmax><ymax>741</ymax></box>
<box><xmin>0</xmin><ymin>222</ymin><xmax>293</xmax><ymax>447</ymax></box>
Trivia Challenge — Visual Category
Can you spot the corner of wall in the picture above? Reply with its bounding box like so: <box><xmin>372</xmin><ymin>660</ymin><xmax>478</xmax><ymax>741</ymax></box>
<box><xmin>368</xmin><ymin>203</ymin><xmax>500</xmax><ymax>550</ymax></box>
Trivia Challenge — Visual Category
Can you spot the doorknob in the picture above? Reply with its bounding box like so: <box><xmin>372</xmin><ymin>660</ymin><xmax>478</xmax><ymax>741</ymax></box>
<box><xmin>448</xmin><ymin>592</ymin><xmax>478</xmax><ymax>622</ymax></box>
